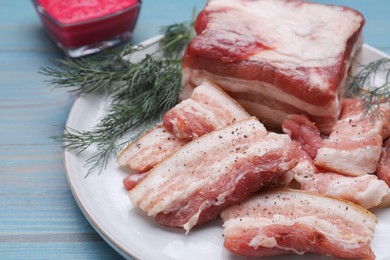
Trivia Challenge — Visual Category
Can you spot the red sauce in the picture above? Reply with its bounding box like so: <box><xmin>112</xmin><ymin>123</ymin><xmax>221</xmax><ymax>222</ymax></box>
<box><xmin>37</xmin><ymin>0</ymin><xmax>139</xmax><ymax>24</ymax></box>
<box><xmin>33</xmin><ymin>0</ymin><xmax>141</xmax><ymax>53</ymax></box>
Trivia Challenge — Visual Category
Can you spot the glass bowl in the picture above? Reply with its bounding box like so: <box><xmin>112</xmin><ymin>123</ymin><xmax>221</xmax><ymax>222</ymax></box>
<box><xmin>32</xmin><ymin>0</ymin><xmax>142</xmax><ymax>57</ymax></box>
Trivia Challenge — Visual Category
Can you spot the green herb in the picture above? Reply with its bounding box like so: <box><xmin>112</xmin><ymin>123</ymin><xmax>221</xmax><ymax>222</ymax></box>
<box><xmin>44</xmin><ymin>20</ymin><xmax>195</xmax><ymax>176</ymax></box>
<box><xmin>346</xmin><ymin>58</ymin><xmax>390</xmax><ymax>117</ymax></box>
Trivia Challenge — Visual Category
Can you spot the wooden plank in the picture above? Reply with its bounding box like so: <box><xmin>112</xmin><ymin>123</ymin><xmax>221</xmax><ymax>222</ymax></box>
<box><xmin>0</xmin><ymin>0</ymin><xmax>389</xmax><ymax>259</ymax></box>
<box><xmin>0</xmin><ymin>145</ymin><xmax>89</xmax><ymax>233</ymax></box>
<box><xmin>0</xmin><ymin>242</ymin><xmax>123</xmax><ymax>259</ymax></box>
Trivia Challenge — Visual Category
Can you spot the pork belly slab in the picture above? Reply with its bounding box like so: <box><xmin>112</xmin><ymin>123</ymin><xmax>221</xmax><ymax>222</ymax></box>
<box><xmin>182</xmin><ymin>0</ymin><xmax>364</xmax><ymax>133</ymax></box>
<box><xmin>117</xmin><ymin>81</ymin><xmax>249</xmax><ymax>172</ymax></box>
<box><xmin>221</xmin><ymin>189</ymin><xmax>377</xmax><ymax>259</ymax></box>
<box><xmin>129</xmin><ymin>118</ymin><xmax>297</xmax><ymax>232</ymax></box>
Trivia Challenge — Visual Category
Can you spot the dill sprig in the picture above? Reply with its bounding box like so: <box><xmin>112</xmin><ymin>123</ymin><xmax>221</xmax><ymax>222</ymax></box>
<box><xmin>40</xmin><ymin>46</ymin><xmax>144</xmax><ymax>95</ymax></box>
<box><xmin>159</xmin><ymin>8</ymin><xmax>196</xmax><ymax>58</ymax></box>
<box><xmin>159</xmin><ymin>21</ymin><xmax>194</xmax><ymax>58</ymax></box>
<box><xmin>44</xmin><ymin>20</ymin><xmax>195</xmax><ymax>176</ymax></box>
<box><xmin>346</xmin><ymin>58</ymin><xmax>390</xmax><ymax>117</ymax></box>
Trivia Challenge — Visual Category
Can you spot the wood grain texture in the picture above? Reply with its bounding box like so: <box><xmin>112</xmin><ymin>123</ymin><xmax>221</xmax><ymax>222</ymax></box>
<box><xmin>0</xmin><ymin>0</ymin><xmax>389</xmax><ymax>259</ymax></box>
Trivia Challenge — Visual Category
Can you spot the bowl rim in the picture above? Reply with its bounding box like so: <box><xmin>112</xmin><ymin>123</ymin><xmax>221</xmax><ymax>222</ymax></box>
<box><xmin>31</xmin><ymin>0</ymin><xmax>142</xmax><ymax>28</ymax></box>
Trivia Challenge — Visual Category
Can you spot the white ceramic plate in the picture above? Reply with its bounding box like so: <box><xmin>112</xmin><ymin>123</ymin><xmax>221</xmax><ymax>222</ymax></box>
<box><xmin>64</xmin><ymin>39</ymin><xmax>390</xmax><ymax>260</ymax></box>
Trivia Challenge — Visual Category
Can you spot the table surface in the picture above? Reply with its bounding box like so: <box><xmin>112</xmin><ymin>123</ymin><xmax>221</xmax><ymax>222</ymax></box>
<box><xmin>1</xmin><ymin>1</ymin><xmax>389</xmax><ymax>259</ymax></box>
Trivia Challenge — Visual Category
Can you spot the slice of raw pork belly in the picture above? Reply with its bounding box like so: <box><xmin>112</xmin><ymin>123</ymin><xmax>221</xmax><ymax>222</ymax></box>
<box><xmin>221</xmin><ymin>189</ymin><xmax>377</xmax><ymax>259</ymax></box>
<box><xmin>291</xmin><ymin>143</ymin><xmax>390</xmax><ymax>209</ymax></box>
<box><xmin>117</xmin><ymin>126</ymin><xmax>186</xmax><ymax>173</ymax></box>
<box><xmin>282</xmin><ymin>113</ymin><xmax>390</xmax><ymax>209</ymax></box>
<box><xmin>128</xmin><ymin>118</ymin><xmax>297</xmax><ymax>232</ymax></box>
<box><xmin>163</xmin><ymin>80</ymin><xmax>250</xmax><ymax>141</ymax></box>
<box><xmin>315</xmin><ymin>99</ymin><xmax>390</xmax><ymax>176</ymax></box>
<box><xmin>182</xmin><ymin>0</ymin><xmax>364</xmax><ymax>134</ymax></box>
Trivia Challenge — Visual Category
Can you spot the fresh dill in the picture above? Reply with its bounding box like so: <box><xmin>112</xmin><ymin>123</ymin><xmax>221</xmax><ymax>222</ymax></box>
<box><xmin>346</xmin><ymin>58</ymin><xmax>390</xmax><ymax>117</ymax></box>
<box><xmin>44</xmin><ymin>20</ymin><xmax>195</xmax><ymax>176</ymax></box>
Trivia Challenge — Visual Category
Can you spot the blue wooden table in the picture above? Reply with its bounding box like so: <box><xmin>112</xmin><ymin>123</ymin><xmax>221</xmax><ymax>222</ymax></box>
<box><xmin>0</xmin><ymin>1</ymin><xmax>389</xmax><ymax>259</ymax></box>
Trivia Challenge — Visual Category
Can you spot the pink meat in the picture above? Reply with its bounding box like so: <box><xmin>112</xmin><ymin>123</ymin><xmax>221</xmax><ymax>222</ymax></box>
<box><xmin>129</xmin><ymin>118</ymin><xmax>297</xmax><ymax>232</ymax></box>
<box><xmin>291</xmin><ymin>143</ymin><xmax>390</xmax><ymax>209</ymax></box>
<box><xmin>164</xmin><ymin>80</ymin><xmax>249</xmax><ymax>141</ymax></box>
<box><xmin>163</xmin><ymin>100</ymin><xmax>215</xmax><ymax>141</ymax></box>
<box><xmin>315</xmin><ymin>98</ymin><xmax>387</xmax><ymax>176</ymax></box>
<box><xmin>379</xmin><ymin>104</ymin><xmax>390</xmax><ymax>139</ymax></box>
<box><xmin>339</xmin><ymin>99</ymin><xmax>390</xmax><ymax>139</ymax></box>
<box><xmin>224</xmin><ymin>223</ymin><xmax>374</xmax><ymax>259</ymax></box>
<box><xmin>117</xmin><ymin>126</ymin><xmax>186</xmax><ymax>172</ymax></box>
<box><xmin>221</xmin><ymin>189</ymin><xmax>377</xmax><ymax>259</ymax></box>
<box><xmin>282</xmin><ymin>114</ymin><xmax>323</xmax><ymax>158</ymax></box>
<box><xmin>155</xmin><ymin>151</ymin><xmax>294</xmax><ymax>228</ymax></box>
<box><xmin>283</xmin><ymin>113</ymin><xmax>390</xmax><ymax>208</ymax></box>
<box><xmin>377</xmin><ymin>138</ymin><xmax>390</xmax><ymax>186</ymax></box>
<box><xmin>182</xmin><ymin>0</ymin><xmax>364</xmax><ymax>133</ymax></box>
<box><xmin>123</xmin><ymin>172</ymin><xmax>148</xmax><ymax>191</ymax></box>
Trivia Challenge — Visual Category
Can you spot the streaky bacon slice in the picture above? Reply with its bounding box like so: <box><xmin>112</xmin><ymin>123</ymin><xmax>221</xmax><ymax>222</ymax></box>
<box><xmin>377</xmin><ymin>138</ymin><xmax>390</xmax><ymax>186</ymax></box>
<box><xmin>315</xmin><ymin>98</ymin><xmax>387</xmax><ymax>176</ymax></box>
<box><xmin>221</xmin><ymin>189</ymin><xmax>377</xmax><ymax>259</ymax></box>
<box><xmin>128</xmin><ymin>118</ymin><xmax>297</xmax><ymax>232</ymax></box>
<box><xmin>117</xmin><ymin>81</ymin><xmax>250</xmax><ymax>172</ymax></box>
<box><xmin>182</xmin><ymin>0</ymin><xmax>364</xmax><ymax>133</ymax></box>
<box><xmin>117</xmin><ymin>126</ymin><xmax>186</xmax><ymax>172</ymax></box>
<box><xmin>163</xmin><ymin>80</ymin><xmax>249</xmax><ymax>141</ymax></box>
<box><xmin>291</xmin><ymin>143</ymin><xmax>390</xmax><ymax>209</ymax></box>
<box><xmin>282</xmin><ymin>112</ymin><xmax>390</xmax><ymax>208</ymax></box>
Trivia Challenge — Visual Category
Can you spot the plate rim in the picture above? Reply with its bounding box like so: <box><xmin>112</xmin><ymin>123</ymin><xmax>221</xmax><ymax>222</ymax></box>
<box><xmin>63</xmin><ymin>41</ymin><xmax>390</xmax><ymax>260</ymax></box>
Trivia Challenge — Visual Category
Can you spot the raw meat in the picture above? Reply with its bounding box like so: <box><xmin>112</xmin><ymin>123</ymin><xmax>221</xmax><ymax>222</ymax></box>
<box><xmin>291</xmin><ymin>143</ymin><xmax>390</xmax><ymax>209</ymax></box>
<box><xmin>128</xmin><ymin>118</ymin><xmax>297</xmax><ymax>232</ymax></box>
<box><xmin>164</xmin><ymin>80</ymin><xmax>249</xmax><ymax>141</ymax></box>
<box><xmin>123</xmin><ymin>172</ymin><xmax>148</xmax><ymax>191</ymax></box>
<box><xmin>282</xmin><ymin>112</ymin><xmax>390</xmax><ymax>208</ymax></box>
<box><xmin>380</xmin><ymin>105</ymin><xmax>390</xmax><ymax>139</ymax></box>
<box><xmin>282</xmin><ymin>114</ymin><xmax>323</xmax><ymax>158</ymax></box>
<box><xmin>182</xmin><ymin>0</ymin><xmax>364</xmax><ymax>133</ymax></box>
<box><xmin>315</xmin><ymin>99</ymin><xmax>388</xmax><ymax>176</ymax></box>
<box><xmin>377</xmin><ymin>138</ymin><xmax>390</xmax><ymax>186</ymax></box>
<box><xmin>117</xmin><ymin>126</ymin><xmax>186</xmax><ymax>172</ymax></box>
<box><xmin>221</xmin><ymin>189</ymin><xmax>377</xmax><ymax>259</ymax></box>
